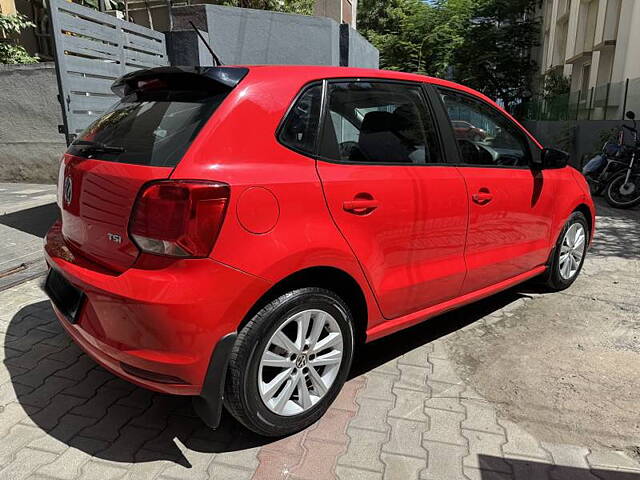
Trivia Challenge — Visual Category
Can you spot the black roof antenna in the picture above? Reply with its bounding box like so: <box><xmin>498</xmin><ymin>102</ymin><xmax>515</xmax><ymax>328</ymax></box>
<box><xmin>189</xmin><ymin>21</ymin><xmax>223</xmax><ymax>66</ymax></box>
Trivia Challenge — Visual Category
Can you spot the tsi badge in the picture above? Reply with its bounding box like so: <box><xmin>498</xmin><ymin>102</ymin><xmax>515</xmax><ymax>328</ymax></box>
<box><xmin>107</xmin><ymin>233</ymin><xmax>122</xmax><ymax>244</ymax></box>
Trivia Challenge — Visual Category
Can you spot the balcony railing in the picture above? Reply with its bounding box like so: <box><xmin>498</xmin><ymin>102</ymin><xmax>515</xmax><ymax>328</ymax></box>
<box><xmin>523</xmin><ymin>77</ymin><xmax>640</xmax><ymax>121</ymax></box>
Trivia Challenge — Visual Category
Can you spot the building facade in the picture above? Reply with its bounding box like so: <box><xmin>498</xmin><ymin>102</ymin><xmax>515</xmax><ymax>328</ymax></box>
<box><xmin>313</xmin><ymin>0</ymin><xmax>356</xmax><ymax>28</ymax></box>
<box><xmin>0</xmin><ymin>0</ymin><xmax>16</xmax><ymax>14</ymax></box>
<box><xmin>537</xmin><ymin>0</ymin><xmax>640</xmax><ymax>118</ymax></box>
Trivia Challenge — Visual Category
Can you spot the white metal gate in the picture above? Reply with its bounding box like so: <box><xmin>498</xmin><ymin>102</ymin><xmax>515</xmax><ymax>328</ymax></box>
<box><xmin>48</xmin><ymin>0</ymin><xmax>169</xmax><ymax>143</ymax></box>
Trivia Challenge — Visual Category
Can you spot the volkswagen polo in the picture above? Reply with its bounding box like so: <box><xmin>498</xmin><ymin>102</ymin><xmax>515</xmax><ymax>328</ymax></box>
<box><xmin>44</xmin><ymin>66</ymin><xmax>595</xmax><ymax>436</ymax></box>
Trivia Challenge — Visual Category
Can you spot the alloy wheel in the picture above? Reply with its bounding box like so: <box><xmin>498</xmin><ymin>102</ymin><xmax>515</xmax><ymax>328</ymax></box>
<box><xmin>258</xmin><ymin>309</ymin><xmax>344</xmax><ymax>416</ymax></box>
<box><xmin>559</xmin><ymin>223</ymin><xmax>586</xmax><ymax>280</ymax></box>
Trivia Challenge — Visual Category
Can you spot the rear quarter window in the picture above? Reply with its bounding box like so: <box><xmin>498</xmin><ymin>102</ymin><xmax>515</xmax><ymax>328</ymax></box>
<box><xmin>278</xmin><ymin>84</ymin><xmax>323</xmax><ymax>156</ymax></box>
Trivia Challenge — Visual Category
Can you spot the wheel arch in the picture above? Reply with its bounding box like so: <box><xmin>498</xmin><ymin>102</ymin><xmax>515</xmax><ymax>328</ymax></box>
<box><xmin>551</xmin><ymin>200</ymin><xmax>595</xmax><ymax>249</ymax></box>
<box><xmin>238</xmin><ymin>266</ymin><xmax>369</xmax><ymax>347</ymax></box>
<box><xmin>574</xmin><ymin>203</ymin><xmax>594</xmax><ymax>242</ymax></box>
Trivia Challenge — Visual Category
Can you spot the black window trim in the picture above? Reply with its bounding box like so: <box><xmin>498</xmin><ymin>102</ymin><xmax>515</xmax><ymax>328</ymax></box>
<box><xmin>422</xmin><ymin>84</ymin><xmax>461</xmax><ymax>165</ymax></box>
<box><xmin>277</xmin><ymin>77</ymin><xmax>450</xmax><ymax>168</ymax></box>
<box><xmin>318</xmin><ymin>77</ymin><xmax>446</xmax><ymax>167</ymax></box>
<box><xmin>434</xmin><ymin>85</ymin><xmax>540</xmax><ymax>171</ymax></box>
<box><xmin>275</xmin><ymin>80</ymin><xmax>325</xmax><ymax>158</ymax></box>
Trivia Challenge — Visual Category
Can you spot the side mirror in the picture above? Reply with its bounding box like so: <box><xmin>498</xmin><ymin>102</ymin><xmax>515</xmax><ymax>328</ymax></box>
<box><xmin>626</xmin><ymin>110</ymin><xmax>636</xmax><ymax>120</ymax></box>
<box><xmin>536</xmin><ymin>148</ymin><xmax>569</xmax><ymax>170</ymax></box>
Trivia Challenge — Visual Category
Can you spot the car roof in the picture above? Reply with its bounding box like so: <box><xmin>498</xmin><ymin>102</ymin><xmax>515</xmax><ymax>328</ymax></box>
<box><xmin>239</xmin><ymin>65</ymin><xmax>488</xmax><ymax>101</ymax></box>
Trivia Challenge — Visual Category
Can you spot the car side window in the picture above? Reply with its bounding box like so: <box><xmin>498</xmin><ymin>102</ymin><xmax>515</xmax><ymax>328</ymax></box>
<box><xmin>279</xmin><ymin>84</ymin><xmax>323</xmax><ymax>156</ymax></box>
<box><xmin>439</xmin><ymin>89</ymin><xmax>530</xmax><ymax>168</ymax></box>
<box><xmin>319</xmin><ymin>81</ymin><xmax>442</xmax><ymax>165</ymax></box>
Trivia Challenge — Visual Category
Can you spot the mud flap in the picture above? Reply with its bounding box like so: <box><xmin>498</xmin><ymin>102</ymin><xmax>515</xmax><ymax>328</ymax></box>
<box><xmin>192</xmin><ymin>332</ymin><xmax>237</xmax><ymax>429</ymax></box>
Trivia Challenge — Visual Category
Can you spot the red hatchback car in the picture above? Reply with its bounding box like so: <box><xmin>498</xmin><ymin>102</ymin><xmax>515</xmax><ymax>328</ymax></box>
<box><xmin>44</xmin><ymin>66</ymin><xmax>595</xmax><ymax>436</ymax></box>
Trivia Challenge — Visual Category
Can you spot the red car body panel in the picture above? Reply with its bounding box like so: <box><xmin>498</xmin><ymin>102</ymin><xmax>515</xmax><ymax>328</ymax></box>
<box><xmin>459</xmin><ymin>167</ymin><xmax>556</xmax><ymax>294</ymax></box>
<box><xmin>44</xmin><ymin>65</ymin><xmax>594</xmax><ymax>400</ymax></box>
<box><xmin>58</xmin><ymin>156</ymin><xmax>172</xmax><ymax>272</ymax></box>
<box><xmin>45</xmin><ymin>222</ymin><xmax>270</xmax><ymax>394</ymax></box>
<box><xmin>317</xmin><ymin>162</ymin><xmax>468</xmax><ymax>320</ymax></box>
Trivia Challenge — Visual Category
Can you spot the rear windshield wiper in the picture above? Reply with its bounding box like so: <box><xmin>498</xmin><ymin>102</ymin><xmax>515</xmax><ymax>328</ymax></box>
<box><xmin>73</xmin><ymin>140</ymin><xmax>125</xmax><ymax>154</ymax></box>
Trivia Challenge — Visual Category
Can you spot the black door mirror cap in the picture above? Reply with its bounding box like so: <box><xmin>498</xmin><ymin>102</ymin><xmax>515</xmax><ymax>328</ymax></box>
<box><xmin>537</xmin><ymin>148</ymin><xmax>569</xmax><ymax>170</ymax></box>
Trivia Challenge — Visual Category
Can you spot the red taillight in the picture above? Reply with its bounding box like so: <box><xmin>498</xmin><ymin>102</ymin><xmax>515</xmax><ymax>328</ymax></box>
<box><xmin>129</xmin><ymin>181</ymin><xmax>230</xmax><ymax>258</ymax></box>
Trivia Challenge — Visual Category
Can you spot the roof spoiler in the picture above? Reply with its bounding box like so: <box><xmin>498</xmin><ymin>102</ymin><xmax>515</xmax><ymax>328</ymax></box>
<box><xmin>111</xmin><ymin>66</ymin><xmax>249</xmax><ymax>98</ymax></box>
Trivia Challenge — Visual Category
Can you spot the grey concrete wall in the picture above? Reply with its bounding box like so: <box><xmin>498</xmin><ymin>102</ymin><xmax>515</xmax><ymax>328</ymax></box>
<box><xmin>173</xmin><ymin>4</ymin><xmax>342</xmax><ymax>66</ymax></box>
<box><xmin>0</xmin><ymin>63</ymin><xmax>65</xmax><ymax>184</ymax></box>
<box><xmin>0</xmin><ymin>5</ymin><xmax>379</xmax><ymax>183</ymax></box>
<box><xmin>345</xmin><ymin>26</ymin><xmax>379</xmax><ymax>69</ymax></box>
<box><xmin>165</xmin><ymin>30</ymin><xmax>214</xmax><ymax>67</ymax></box>
<box><xmin>524</xmin><ymin>119</ymin><xmax>623</xmax><ymax>168</ymax></box>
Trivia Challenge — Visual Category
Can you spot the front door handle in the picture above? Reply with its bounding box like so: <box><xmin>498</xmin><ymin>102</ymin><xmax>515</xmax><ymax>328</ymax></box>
<box><xmin>472</xmin><ymin>189</ymin><xmax>493</xmax><ymax>205</ymax></box>
<box><xmin>343</xmin><ymin>195</ymin><xmax>379</xmax><ymax>215</ymax></box>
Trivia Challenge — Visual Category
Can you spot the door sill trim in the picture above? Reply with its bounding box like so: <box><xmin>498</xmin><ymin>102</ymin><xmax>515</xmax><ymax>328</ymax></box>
<box><xmin>365</xmin><ymin>265</ymin><xmax>546</xmax><ymax>342</ymax></box>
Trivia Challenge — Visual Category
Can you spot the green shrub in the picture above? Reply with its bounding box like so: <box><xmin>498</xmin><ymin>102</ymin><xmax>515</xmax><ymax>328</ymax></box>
<box><xmin>0</xmin><ymin>13</ymin><xmax>39</xmax><ymax>65</ymax></box>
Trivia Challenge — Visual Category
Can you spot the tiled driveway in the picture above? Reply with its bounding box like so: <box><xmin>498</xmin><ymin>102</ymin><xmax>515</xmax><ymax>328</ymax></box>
<box><xmin>0</xmin><ymin>189</ymin><xmax>639</xmax><ymax>479</ymax></box>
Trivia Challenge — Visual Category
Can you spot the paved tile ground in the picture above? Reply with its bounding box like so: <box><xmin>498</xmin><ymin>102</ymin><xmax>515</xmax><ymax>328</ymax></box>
<box><xmin>0</xmin><ymin>183</ymin><xmax>58</xmax><ymax>290</ymax></box>
<box><xmin>0</xmin><ymin>187</ymin><xmax>638</xmax><ymax>479</ymax></box>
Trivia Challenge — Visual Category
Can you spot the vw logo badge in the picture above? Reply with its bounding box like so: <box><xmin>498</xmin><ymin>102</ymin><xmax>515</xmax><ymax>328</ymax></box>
<box><xmin>63</xmin><ymin>176</ymin><xmax>73</xmax><ymax>205</ymax></box>
<box><xmin>295</xmin><ymin>354</ymin><xmax>307</xmax><ymax>369</ymax></box>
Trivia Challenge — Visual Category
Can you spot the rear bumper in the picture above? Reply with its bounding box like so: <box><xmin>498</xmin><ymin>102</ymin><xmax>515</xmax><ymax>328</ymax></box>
<box><xmin>44</xmin><ymin>220</ymin><xmax>270</xmax><ymax>396</ymax></box>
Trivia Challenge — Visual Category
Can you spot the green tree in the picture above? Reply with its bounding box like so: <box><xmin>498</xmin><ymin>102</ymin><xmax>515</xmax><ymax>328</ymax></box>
<box><xmin>357</xmin><ymin>0</ymin><xmax>433</xmax><ymax>72</ymax></box>
<box><xmin>423</xmin><ymin>0</ymin><xmax>474</xmax><ymax>77</ymax></box>
<box><xmin>281</xmin><ymin>0</ymin><xmax>315</xmax><ymax>15</ymax></box>
<box><xmin>452</xmin><ymin>0</ymin><xmax>540</xmax><ymax>112</ymax></box>
<box><xmin>358</xmin><ymin>0</ymin><xmax>539</xmax><ymax>112</ymax></box>
<box><xmin>0</xmin><ymin>13</ymin><xmax>38</xmax><ymax>64</ymax></box>
<box><xmin>542</xmin><ymin>70</ymin><xmax>570</xmax><ymax>99</ymax></box>
<box><xmin>220</xmin><ymin>0</ymin><xmax>314</xmax><ymax>14</ymax></box>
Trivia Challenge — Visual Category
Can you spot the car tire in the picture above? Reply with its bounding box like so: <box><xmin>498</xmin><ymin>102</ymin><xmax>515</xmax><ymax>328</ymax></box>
<box><xmin>542</xmin><ymin>211</ymin><xmax>589</xmax><ymax>291</ymax></box>
<box><xmin>224</xmin><ymin>287</ymin><xmax>355</xmax><ymax>437</ymax></box>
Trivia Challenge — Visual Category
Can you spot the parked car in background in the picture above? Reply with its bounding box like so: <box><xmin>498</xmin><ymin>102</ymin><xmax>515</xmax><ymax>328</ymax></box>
<box><xmin>44</xmin><ymin>65</ymin><xmax>595</xmax><ymax>437</ymax></box>
<box><xmin>452</xmin><ymin>120</ymin><xmax>487</xmax><ymax>142</ymax></box>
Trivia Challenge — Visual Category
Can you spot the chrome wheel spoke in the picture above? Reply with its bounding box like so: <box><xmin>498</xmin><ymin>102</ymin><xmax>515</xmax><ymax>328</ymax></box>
<box><xmin>308</xmin><ymin>365</ymin><xmax>328</xmax><ymax>396</ymax></box>
<box><xmin>570</xmin><ymin>226</ymin><xmax>578</xmax><ymax>246</ymax></box>
<box><xmin>272</xmin><ymin>331</ymin><xmax>299</xmax><ymax>354</ymax></box>
<box><xmin>572</xmin><ymin>247</ymin><xmax>583</xmax><ymax>261</ymax></box>
<box><xmin>310</xmin><ymin>350</ymin><xmax>342</xmax><ymax>367</ymax></box>
<box><xmin>261</xmin><ymin>350</ymin><xmax>294</xmax><ymax>368</ymax></box>
<box><xmin>295</xmin><ymin>311</ymin><xmax>312</xmax><ymax>351</ymax></box>
<box><xmin>273</xmin><ymin>371</ymin><xmax>300</xmax><ymax>414</ymax></box>
<box><xmin>561</xmin><ymin>256</ymin><xmax>572</xmax><ymax>278</ymax></box>
<box><xmin>311</xmin><ymin>332</ymin><xmax>341</xmax><ymax>354</ymax></box>
<box><xmin>307</xmin><ymin>312</ymin><xmax>327</xmax><ymax>351</ymax></box>
<box><xmin>261</xmin><ymin>367</ymin><xmax>294</xmax><ymax>402</ymax></box>
<box><xmin>297</xmin><ymin>374</ymin><xmax>313</xmax><ymax>409</ymax></box>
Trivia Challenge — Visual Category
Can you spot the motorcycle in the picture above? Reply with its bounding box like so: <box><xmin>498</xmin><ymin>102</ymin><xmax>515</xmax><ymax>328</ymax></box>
<box><xmin>583</xmin><ymin>111</ymin><xmax>640</xmax><ymax>208</ymax></box>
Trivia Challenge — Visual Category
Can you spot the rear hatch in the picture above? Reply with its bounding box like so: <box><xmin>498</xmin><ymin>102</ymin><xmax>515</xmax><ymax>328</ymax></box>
<box><xmin>59</xmin><ymin>67</ymin><xmax>248</xmax><ymax>272</ymax></box>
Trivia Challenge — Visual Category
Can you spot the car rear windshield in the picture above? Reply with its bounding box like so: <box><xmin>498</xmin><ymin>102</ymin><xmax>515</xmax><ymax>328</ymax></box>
<box><xmin>67</xmin><ymin>88</ymin><xmax>228</xmax><ymax>167</ymax></box>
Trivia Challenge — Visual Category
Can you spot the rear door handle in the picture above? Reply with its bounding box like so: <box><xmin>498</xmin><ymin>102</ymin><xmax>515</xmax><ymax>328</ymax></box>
<box><xmin>472</xmin><ymin>190</ymin><xmax>493</xmax><ymax>205</ymax></box>
<box><xmin>343</xmin><ymin>198</ymin><xmax>379</xmax><ymax>214</ymax></box>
